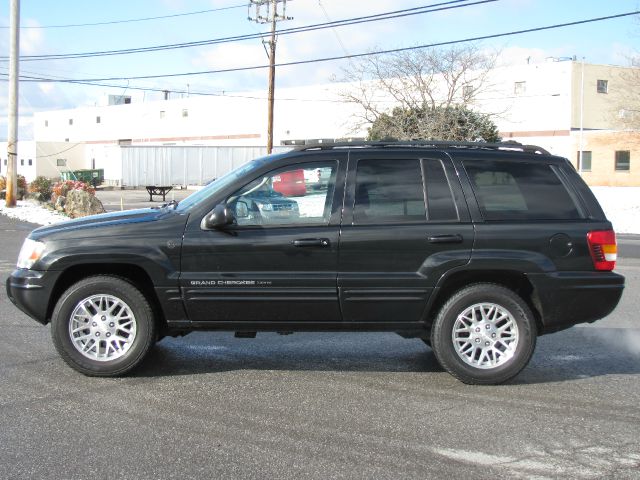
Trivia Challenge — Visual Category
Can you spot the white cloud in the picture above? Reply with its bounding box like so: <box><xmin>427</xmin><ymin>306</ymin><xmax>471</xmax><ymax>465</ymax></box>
<box><xmin>20</xmin><ymin>18</ymin><xmax>45</xmax><ymax>55</ymax></box>
<box><xmin>191</xmin><ymin>42</ymin><xmax>269</xmax><ymax>90</ymax></box>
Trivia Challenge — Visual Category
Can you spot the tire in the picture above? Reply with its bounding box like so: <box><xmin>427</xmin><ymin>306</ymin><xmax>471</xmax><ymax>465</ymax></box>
<box><xmin>51</xmin><ymin>275</ymin><xmax>156</xmax><ymax>377</ymax></box>
<box><xmin>430</xmin><ymin>283</ymin><xmax>537</xmax><ymax>385</ymax></box>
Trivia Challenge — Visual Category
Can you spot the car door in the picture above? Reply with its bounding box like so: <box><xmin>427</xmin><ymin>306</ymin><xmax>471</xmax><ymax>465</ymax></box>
<box><xmin>180</xmin><ymin>153</ymin><xmax>346</xmax><ymax>323</ymax></box>
<box><xmin>338</xmin><ymin>150</ymin><xmax>474</xmax><ymax>324</ymax></box>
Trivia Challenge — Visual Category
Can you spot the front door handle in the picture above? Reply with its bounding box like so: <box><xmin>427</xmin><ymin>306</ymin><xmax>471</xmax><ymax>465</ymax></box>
<box><xmin>428</xmin><ymin>234</ymin><xmax>463</xmax><ymax>244</ymax></box>
<box><xmin>292</xmin><ymin>238</ymin><xmax>331</xmax><ymax>247</ymax></box>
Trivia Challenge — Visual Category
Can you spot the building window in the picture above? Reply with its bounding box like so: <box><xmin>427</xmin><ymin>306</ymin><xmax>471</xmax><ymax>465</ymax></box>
<box><xmin>615</xmin><ymin>151</ymin><xmax>630</xmax><ymax>171</ymax></box>
<box><xmin>96</xmin><ymin>116</ymin><xmax>101</xmax><ymax>124</ymax></box>
<box><xmin>597</xmin><ymin>80</ymin><xmax>608</xmax><ymax>94</ymax></box>
<box><xmin>577</xmin><ymin>151</ymin><xmax>592</xmax><ymax>172</ymax></box>
<box><xmin>45</xmin><ymin>120</ymin><xmax>49</xmax><ymax>127</ymax></box>
<box><xmin>57</xmin><ymin>159</ymin><xmax>67</xmax><ymax>167</ymax></box>
<box><xmin>20</xmin><ymin>159</ymin><xmax>24</xmax><ymax>166</ymax></box>
<box><xmin>182</xmin><ymin>109</ymin><xmax>189</xmax><ymax>118</ymax></box>
<box><xmin>462</xmin><ymin>84</ymin><xmax>474</xmax><ymax>99</ymax></box>
<box><xmin>3</xmin><ymin>159</ymin><xmax>6</xmax><ymax>165</ymax></box>
<box><xmin>28</xmin><ymin>159</ymin><xmax>33</xmax><ymax>166</ymax></box>
<box><xmin>514</xmin><ymin>81</ymin><xmax>526</xmax><ymax>95</ymax></box>
<box><xmin>65</xmin><ymin>138</ymin><xmax>69</xmax><ymax>142</ymax></box>
<box><xmin>159</xmin><ymin>111</ymin><xmax>166</xmax><ymax>119</ymax></box>
<box><xmin>118</xmin><ymin>139</ymin><xmax>132</xmax><ymax>146</ymax></box>
<box><xmin>69</xmin><ymin>118</ymin><xmax>73</xmax><ymax>125</ymax></box>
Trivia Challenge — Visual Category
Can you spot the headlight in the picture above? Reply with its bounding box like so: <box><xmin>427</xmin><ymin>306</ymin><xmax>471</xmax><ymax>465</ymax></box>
<box><xmin>17</xmin><ymin>238</ymin><xmax>45</xmax><ymax>269</ymax></box>
<box><xmin>259</xmin><ymin>203</ymin><xmax>273</xmax><ymax>211</ymax></box>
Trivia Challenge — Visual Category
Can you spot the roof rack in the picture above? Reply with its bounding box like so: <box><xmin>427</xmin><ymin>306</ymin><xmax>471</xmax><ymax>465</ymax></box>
<box><xmin>289</xmin><ymin>139</ymin><xmax>550</xmax><ymax>155</ymax></box>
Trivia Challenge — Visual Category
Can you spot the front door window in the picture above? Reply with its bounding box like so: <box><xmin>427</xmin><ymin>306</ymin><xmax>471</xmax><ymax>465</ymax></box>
<box><xmin>228</xmin><ymin>163</ymin><xmax>337</xmax><ymax>227</ymax></box>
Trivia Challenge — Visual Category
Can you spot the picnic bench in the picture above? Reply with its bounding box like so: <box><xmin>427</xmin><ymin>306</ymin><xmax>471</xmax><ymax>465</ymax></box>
<box><xmin>145</xmin><ymin>185</ymin><xmax>173</xmax><ymax>202</ymax></box>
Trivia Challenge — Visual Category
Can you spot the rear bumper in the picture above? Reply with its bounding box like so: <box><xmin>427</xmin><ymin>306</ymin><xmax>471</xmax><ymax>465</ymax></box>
<box><xmin>6</xmin><ymin>269</ymin><xmax>60</xmax><ymax>325</ymax></box>
<box><xmin>526</xmin><ymin>271</ymin><xmax>625</xmax><ymax>333</ymax></box>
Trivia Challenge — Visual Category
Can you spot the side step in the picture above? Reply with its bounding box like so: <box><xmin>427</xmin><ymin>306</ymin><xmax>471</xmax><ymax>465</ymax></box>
<box><xmin>234</xmin><ymin>331</ymin><xmax>257</xmax><ymax>338</ymax></box>
<box><xmin>233</xmin><ymin>331</ymin><xmax>295</xmax><ymax>338</ymax></box>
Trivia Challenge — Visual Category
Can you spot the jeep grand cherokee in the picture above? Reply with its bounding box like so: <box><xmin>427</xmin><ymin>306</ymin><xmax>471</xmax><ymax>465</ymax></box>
<box><xmin>6</xmin><ymin>141</ymin><xmax>624</xmax><ymax>384</ymax></box>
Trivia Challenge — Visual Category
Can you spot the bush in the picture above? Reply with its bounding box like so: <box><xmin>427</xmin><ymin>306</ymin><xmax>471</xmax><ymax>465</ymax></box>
<box><xmin>29</xmin><ymin>176</ymin><xmax>53</xmax><ymax>201</ymax></box>
<box><xmin>52</xmin><ymin>180</ymin><xmax>96</xmax><ymax>202</ymax></box>
<box><xmin>0</xmin><ymin>175</ymin><xmax>28</xmax><ymax>192</ymax></box>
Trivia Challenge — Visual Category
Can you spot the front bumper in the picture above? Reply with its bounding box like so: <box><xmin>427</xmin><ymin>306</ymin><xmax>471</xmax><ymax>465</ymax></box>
<box><xmin>6</xmin><ymin>269</ymin><xmax>60</xmax><ymax>325</ymax></box>
<box><xmin>527</xmin><ymin>271</ymin><xmax>625</xmax><ymax>333</ymax></box>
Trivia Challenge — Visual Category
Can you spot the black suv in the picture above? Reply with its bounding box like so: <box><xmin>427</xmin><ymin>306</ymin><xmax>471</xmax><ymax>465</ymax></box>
<box><xmin>6</xmin><ymin>141</ymin><xmax>625</xmax><ymax>384</ymax></box>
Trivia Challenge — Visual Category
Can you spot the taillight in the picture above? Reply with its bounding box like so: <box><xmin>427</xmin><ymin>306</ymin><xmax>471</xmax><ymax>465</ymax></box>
<box><xmin>587</xmin><ymin>230</ymin><xmax>617</xmax><ymax>271</ymax></box>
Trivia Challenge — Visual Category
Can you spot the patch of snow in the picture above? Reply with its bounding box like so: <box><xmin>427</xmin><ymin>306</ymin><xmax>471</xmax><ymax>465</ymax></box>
<box><xmin>0</xmin><ymin>200</ymin><xmax>69</xmax><ymax>226</ymax></box>
<box><xmin>590</xmin><ymin>187</ymin><xmax>640</xmax><ymax>235</ymax></box>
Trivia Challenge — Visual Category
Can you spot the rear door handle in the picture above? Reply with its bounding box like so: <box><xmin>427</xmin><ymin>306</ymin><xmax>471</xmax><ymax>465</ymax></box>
<box><xmin>428</xmin><ymin>234</ymin><xmax>463</xmax><ymax>244</ymax></box>
<box><xmin>292</xmin><ymin>238</ymin><xmax>331</xmax><ymax>247</ymax></box>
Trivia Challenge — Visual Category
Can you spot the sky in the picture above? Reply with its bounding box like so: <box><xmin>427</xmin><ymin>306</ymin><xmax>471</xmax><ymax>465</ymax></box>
<box><xmin>0</xmin><ymin>0</ymin><xmax>638</xmax><ymax>140</ymax></box>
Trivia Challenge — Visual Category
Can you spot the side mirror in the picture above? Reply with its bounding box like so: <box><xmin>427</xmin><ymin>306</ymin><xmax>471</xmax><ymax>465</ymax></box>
<box><xmin>201</xmin><ymin>203</ymin><xmax>235</xmax><ymax>230</ymax></box>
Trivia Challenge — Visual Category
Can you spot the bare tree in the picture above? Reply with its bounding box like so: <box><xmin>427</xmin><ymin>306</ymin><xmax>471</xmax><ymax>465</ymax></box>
<box><xmin>339</xmin><ymin>44</ymin><xmax>499</xmax><ymax>141</ymax></box>
<box><xmin>617</xmin><ymin>56</ymin><xmax>640</xmax><ymax>131</ymax></box>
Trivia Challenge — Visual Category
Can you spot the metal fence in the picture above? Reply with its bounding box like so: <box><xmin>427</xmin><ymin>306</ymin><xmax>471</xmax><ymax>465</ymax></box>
<box><xmin>120</xmin><ymin>146</ymin><xmax>288</xmax><ymax>187</ymax></box>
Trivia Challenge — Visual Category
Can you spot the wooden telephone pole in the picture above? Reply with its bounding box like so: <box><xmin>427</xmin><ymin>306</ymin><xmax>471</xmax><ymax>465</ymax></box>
<box><xmin>5</xmin><ymin>0</ymin><xmax>20</xmax><ymax>207</ymax></box>
<box><xmin>248</xmin><ymin>0</ymin><xmax>291</xmax><ymax>154</ymax></box>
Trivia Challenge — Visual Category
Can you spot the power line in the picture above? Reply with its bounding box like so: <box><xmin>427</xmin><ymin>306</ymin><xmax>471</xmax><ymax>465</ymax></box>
<box><xmin>0</xmin><ymin>4</ymin><xmax>246</xmax><ymax>29</ymax></box>
<box><xmin>15</xmin><ymin>11</ymin><xmax>639</xmax><ymax>83</ymax></box>
<box><xmin>0</xmin><ymin>71</ymin><xmax>348</xmax><ymax>103</ymax></box>
<box><xmin>35</xmin><ymin>143</ymin><xmax>84</xmax><ymax>159</ymax></box>
<box><xmin>6</xmin><ymin>0</ymin><xmax>492</xmax><ymax>61</ymax></box>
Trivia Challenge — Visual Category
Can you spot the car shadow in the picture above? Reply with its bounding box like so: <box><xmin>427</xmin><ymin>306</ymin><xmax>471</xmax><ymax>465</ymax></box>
<box><xmin>132</xmin><ymin>328</ymin><xmax>640</xmax><ymax>384</ymax></box>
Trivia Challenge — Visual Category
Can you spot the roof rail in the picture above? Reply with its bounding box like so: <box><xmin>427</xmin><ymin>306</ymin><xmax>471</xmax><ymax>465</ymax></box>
<box><xmin>290</xmin><ymin>139</ymin><xmax>550</xmax><ymax>155</ymax></box>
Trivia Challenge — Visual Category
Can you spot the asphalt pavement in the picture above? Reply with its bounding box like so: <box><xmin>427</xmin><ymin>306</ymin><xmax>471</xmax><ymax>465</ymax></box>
<box><xmin>1</xmin><ymin>212</ymin><xmax>639</xmax><ymax>479</ymax></box>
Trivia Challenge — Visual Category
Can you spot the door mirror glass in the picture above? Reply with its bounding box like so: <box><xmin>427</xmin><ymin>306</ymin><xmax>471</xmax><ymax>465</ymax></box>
<box><xmin>235</xmin><ymin>201</ymin><xmax>249</xmax><ymax>219</ymax></box>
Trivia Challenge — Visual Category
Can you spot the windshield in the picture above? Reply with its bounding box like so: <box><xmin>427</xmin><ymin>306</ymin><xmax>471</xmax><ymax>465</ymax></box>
<box><xmin>175</xmin><ymin>156</ymin><xmax>270</xmax><ymax>212</ymax></box>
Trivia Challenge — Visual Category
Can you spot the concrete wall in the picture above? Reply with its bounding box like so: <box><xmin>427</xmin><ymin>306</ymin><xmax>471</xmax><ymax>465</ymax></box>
<box><xmin>573</xmin><ymin>131</ymin><xmax>640</xmax><ymax>186</ymax></box>
<box><xmin>33</xmin><ymin>142</ymin><xmax>87</xmax><ymax>180</ymax></box>
<box><xmin>570</xmin><ymin>63</ymin><xmax>631</xmax><ymax>130</ymax></box>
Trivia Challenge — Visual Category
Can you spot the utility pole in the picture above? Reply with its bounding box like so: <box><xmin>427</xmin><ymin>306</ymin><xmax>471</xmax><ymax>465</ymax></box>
<box><xmin>248</xmin><ymin>0</ymin><xmax>292</xmax><ymax>154</ymax></box>
<box><xmin>6</xmin><ymin>0</ymin><xmax>20</xmax><ymax>207</ymax></box>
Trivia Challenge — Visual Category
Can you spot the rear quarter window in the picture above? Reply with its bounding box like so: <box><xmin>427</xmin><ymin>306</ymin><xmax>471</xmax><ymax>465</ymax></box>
<box><xmin>463</xmin><ymin>159</ymin><xmax>582</xmax><ymax>221</ymax></box>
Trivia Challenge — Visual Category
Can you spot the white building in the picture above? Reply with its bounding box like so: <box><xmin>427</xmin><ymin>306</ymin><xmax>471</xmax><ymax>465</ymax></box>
<box><xmin>0</xmin><ymin>141</ymin><xmax>86</xmax><ymax>183</ymax></box>
<box><xmin>28</xmin><ymin>59</ymin><xmax>640</xmax><ymax>186</ymax></box>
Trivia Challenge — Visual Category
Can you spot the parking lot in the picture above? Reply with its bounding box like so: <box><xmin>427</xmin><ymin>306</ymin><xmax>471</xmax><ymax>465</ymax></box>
<box><xmin>95</xmin><ymin>186</ymin><xmax>196</xmax><ymax>212</ymax></box>
<box><xmin>1</xmin><ymin>206</ymin><xmax>639</xmax><ymax>479</ymax></box>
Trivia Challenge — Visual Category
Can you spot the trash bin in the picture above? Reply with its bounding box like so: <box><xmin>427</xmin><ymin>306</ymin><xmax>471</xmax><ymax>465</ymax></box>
<box><xmin>60</xmin><ymin>169</ymin><xmax>104</xmax><ymax>186</ymax></box>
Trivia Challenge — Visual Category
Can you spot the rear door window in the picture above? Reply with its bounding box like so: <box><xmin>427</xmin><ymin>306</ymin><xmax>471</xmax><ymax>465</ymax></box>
<box><xmin>463</xmin><ymin>159</ymin><xmax>582</xmax><ymax>220</ymax></box>
<box><xmin>353</xmin><ymin>159</ymin><xmax>426</xmax><ymax>224</ymax></box>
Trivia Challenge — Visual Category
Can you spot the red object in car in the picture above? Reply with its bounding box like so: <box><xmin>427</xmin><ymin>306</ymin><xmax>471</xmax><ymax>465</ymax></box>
<box><xmin>272</xmin><ymin>169</ymin><xmax>307</xmax><ymax>196</ymax></box>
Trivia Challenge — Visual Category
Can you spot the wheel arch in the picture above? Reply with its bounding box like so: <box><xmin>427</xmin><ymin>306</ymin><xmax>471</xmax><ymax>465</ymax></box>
<box><xmin>46</xmin><ymin>264</ymin><xmax>167</xmax><ymax>336</ymax></box>
<box><xmin>425</xmin><ymin>269</ymin><xmax>543</xmax><ymax>333</ymax></box>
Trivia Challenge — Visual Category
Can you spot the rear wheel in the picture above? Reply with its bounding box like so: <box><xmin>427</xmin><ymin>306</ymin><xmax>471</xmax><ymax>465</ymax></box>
<box><xmin>431</xmin><ymin>283</ymin><xmax>537</xmax><ymax>385</ymax></box>
<box><xmin>51</xmin><ymin>276</ymin><xmax>156</xmax><ymax>376</ymax></box>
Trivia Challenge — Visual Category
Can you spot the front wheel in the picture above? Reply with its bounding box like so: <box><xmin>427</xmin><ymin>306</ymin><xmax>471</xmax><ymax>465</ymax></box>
<box><xmin>51</xmin><ymin>276</ymin><xmax>156</xmax><ymax>376</ymax></box>
<box><xmin>431</xmin><ymin>283</ymin><xmax>537</xmax><ymax>385</ymax></box>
